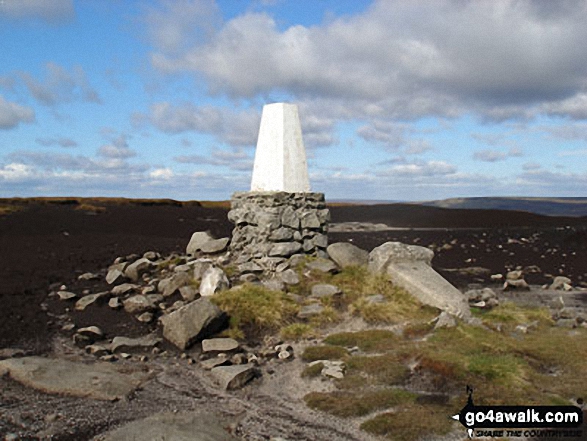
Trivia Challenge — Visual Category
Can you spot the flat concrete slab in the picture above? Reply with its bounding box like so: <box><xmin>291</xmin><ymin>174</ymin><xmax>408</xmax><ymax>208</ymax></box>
<box><xmin>0</xmin><ymin>356</ymin><xmax>151</xmax><ymax>401</ymax></box>
<box><xmin>94</xmin><ymin>411</ymin><xmax>238</xmax><ymax>441</ymax></box>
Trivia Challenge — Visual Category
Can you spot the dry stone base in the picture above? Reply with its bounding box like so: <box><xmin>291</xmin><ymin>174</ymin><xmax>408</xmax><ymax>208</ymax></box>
<box><xmin>228</xmin><ymin>192</ymin><xmax>330</xmax><ymax>273</ymax></box>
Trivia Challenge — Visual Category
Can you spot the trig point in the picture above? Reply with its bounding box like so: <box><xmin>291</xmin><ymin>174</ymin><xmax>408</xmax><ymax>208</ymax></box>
<box><xmin>251</xmin><ymin>103</ymin><xmax>311</xmax><ymax>192</ymax></box>
<box><xmin>228</xmin><ymin>103</ymin><xmax>330</xmax><ymax>273</ymax></box>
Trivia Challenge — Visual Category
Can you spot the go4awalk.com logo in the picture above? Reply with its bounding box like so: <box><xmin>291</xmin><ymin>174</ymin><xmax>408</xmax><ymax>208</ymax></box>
<box><xmin>452</xmin><ymin>387</ymin><xmax>584</xmax><ymax>438</ymax></box>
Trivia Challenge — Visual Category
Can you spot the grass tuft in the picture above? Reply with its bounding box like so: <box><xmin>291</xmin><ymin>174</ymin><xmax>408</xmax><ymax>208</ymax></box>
<box><xmin>301</xmin><ymin>345</ymin><xmax>349</xmax><ymax>362</ymax></box>
<box><xmin>280</xmin><ymin>323</ymin><xmax>316</xmax><ymax>341</ymax></box>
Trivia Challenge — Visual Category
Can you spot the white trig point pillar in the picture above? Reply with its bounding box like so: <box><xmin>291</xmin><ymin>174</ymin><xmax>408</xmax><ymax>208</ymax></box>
<box><xmin>251</xmin><ymin>103</ymin><xmax>311</xmax><ymax>192</ymax></box>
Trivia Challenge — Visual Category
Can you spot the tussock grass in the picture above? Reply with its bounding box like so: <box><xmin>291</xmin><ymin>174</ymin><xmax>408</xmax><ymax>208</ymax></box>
<box><xmin>280</xmin><ymin>323</ymin><xmax>316</xmax><ymax>341</ymax></box>
<box><xmin>324</xmin><ymin>329</ymin><xmax>398</xmax><ymax>352</ymax></box>
<box><xmin>301</xmin><ymin>345</ymin><xmax>349</xmax><ymax>362</ymax></box>
<box><xmin>211</xmin><ymin>284</ymin><xmax>299</xmax><ymax>339</ymax></box>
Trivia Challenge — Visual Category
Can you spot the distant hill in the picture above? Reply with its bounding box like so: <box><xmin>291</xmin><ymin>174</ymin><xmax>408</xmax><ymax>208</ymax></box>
<box><xmin>418</xmin><ymin>197</ymin><xmax>587</xmax><ymax>217</ymax></box>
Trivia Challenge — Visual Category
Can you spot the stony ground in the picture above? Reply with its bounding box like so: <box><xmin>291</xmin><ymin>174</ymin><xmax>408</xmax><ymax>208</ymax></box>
<box><xmin>1</xmin><ymin>199</ymin><xmax>586</xmax><ymax>441</ymax></box>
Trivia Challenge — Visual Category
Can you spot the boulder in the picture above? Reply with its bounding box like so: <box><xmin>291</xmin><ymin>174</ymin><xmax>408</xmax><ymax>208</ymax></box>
<box><xmin>199</xmin><ymin>267</ymin><xmax>229</xmax><ymax>297</ymax></box>
<box><xmin>305</xmin><ymin>258</ymin><xmax>338</xmax><ymax>274</ymax></box>
<box><xmin>124</xmin><ymin>258</ymin><xmax>153</xmax><ymax>282</ymax></box>
<box><xmin>158</xmin><ymin>272</ymin><xmax>192</xmax><ymax>297</ymax></box>
<box><xmin>200</xmin><ymin>237</ymin><xmax>230</xmax><ymax>254</ymax></box>
<box><xmin>368</xmin><ymin>242</ymin><xmax>470</xmax><ymax>320</ymax></box>
<box><xmin>310</xmin><ymin>284</ymin><xmax>342</xmax><ymax>299</ymax></box>
<box><xmin>327</xmin><ymin>242</ymin><xmax>369</xmax><ymax>268</ymax></box>
<box><xmin>298</xmin><ymin>303</ymin><xmax>324</xmax><ymax>319</ymax></box>
<box><xmin>279</xmin><ymin>268</ymin><xmax>300</xmax><ymax>285</ymax></box>
<box><xmin>186</xmin><ymin>231</ymin><xmax>214</xmax><ymax>255</ymax></box>
<box><xmin>110</xmin><ymin>334</ymin><xmax>161</xmax><ymax>353</ymax></box>
<box><xmin>202</xmin><ymin>338</ymin><xmax>239</xmax><ymax>353</ymax></box>
<box><xmin>75</xmin><ymin>292</ymin><xmax>109</xmax><ymax>311</ymax></box>
<box><xmin>192</xmin><ymin>259</ymin><xmax>214</xmax><ymax>280</ymax></box>
<box><xmin>179</xmin><ymin>285</ymin><xmax>199</xmax><ymax>302</ymax></box>
<box><xmin>123</xmin><ymin>295</ymin><xmax>155</xmax><ymax>314</ymax></box>
<box><xmin>210</xmin><ymin>364</ymin><xmax>257</xmax><ymax>390</ymax></box>
<box><xmin>105</xmin><ymin>268</ymin><xmax>125</xmax><ymax>285</ymax></box>
<box><xmin>57</xmin><ymin>291</ymin><xmax>77</xmax><ymax>301</ymax></box>
<box><xmin>111</xmin><ymin>283</ymin><xmax>139</xmax><ymax>296</ymax></box>
<box><xmin>160</xmin><ymin>298</ymin><xmax>227</xmax><ymax>350</ymax></box>
<box><xmin>551</xmin><ymin>276</ymin><xmax>572</xmax><ymax>291</ymax></box>
<box><xmin>268</xmin><ymin>242</ymin><xmax>303</xmax><ymax>257</ymax></box>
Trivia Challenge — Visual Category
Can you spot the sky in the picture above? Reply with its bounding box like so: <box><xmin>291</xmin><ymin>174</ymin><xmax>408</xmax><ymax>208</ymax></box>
<box><xmin>1</xmin><ymin>0</ymin><xmax>586</xmax><ymax>201</ymax></box>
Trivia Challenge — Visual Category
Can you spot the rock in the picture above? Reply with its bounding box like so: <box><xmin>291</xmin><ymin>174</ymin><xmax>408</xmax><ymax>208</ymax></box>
<box><xmin>551</xmin><ymin>276</ymin><xmax>572</xmax><ymax>290</ymax></box>
<box><xmin>326</xmin><ymin>242</ymin><xmax>369</xmax><ymax>268</ymax></box>
<box><xmin>75</xmin><ymin>292</ymin><xmax>109</xmax><ymax>311</ymax></box>
<box><xmin>298</xmin><ymin>303</ymin><xmax>324</xmax><ymax>319</ymax></box>
<box><xmin>305</xmin><ymin>258</ymin><xmax>338</xmax><ymax>274</ymax></box>
<box><xmin>78</xmin><ymin>272</ymin><xmax>100</xmax><ymax>281</ymax></box>
<box><xmin>137</xmin><ymin>312</ymin><xmax>154</xmax><ymax>323</ymax></box>
<box><xmin>192</xmin><ymin>259</ymin><xmax>214</xmax><ymax>280</ymax></box>
<box><xmin>85</xmin><ymin>344</ymin><xmax>110</xmax><ymax>357</ymax></box>
<box><xmin>211</xmin><ymin>364</ymin><xmax>257</xmax><ymax>390</ymax></box>
<box><xmin>0</xmin><ymin>356</ymin><xmax>150</xmax><ymax>401</ymax></box>
<box><xmin>161</xmin><ymin>298</ymin><xmax>227</xmax><ymax>350</ymax></box>
<box><xmin>158</xmin><ymin>272</ymin><xmax>192</xmax><ymax>297</ymax></box>
<box><xmin>269</xmin><ymin>227</ymin><xmax>294</xmax><ymax>241</ymax></box>
<box><xmin>57</xmin><ymin>290</ymin><xmax>77</xmax><ymax>301</ymax></box>
<box><xmin>310</xmin><ymin>284</ymin><xmax>342</xmax><ymax>299</ymax></box>
<box><xmin>238</xmin><ymin>261</ymin><xmax>263</xmax><ymax>274</ymax></box>
<box><xmin>123</xmin><ymin>295</ymin><xmax>155</xmax><ymax>314</ymax></box>
<box><xmin>202</xmin><ymin>338</ymin><xmax>239</xmax><ymax>353</ymax></box>
<box><xmin>143</xmin><ymin>251</ymin><xmax>160</xmax><ymax>261</ymax></box>
<box><xmin>466</xmin><ymin>288</ymin><xmax>498</xmax><ymax>303</ymax></box>
<box><xmin>201</xmin><ymin>355</ymin><xmax>231</xmax><ymax>370</ymax></box>
<box><xmin>111</xmin><ymin>283</ymin><xmax>139</xmax><ymax>296</ymax></box>
<box><xmin>0</xmin><ymin>348</ymin><xmax>26</xmax><ymax>360</ymax></box>
<box><xmin>186</xmin><ymin>231</ymin><xmax>215</xmax><ymax>255</ymax></box>
<box><xmin>503</xmin><ymin>279</ymin><xmax>530</xmax><ymax>291</ymax></box>
<box><xmin>124</xmin><ymin>258</ymin><xmax>153</xmax><ymax>282</ymax></box>
<box><xmin>434</xmin><ymin>311</ymin><xmax>457</xmax><ymax>329</ymax></box>
<box><xmin>200</xmin><ymin>237</ymin><xmax>230</xmax><ymax>254</ymax></box>
<box><xmin>555</xmin><ymin>318</ymin><xmax>576</xmax><ymax>328</ymax></box>
<box><xmin>108</xmin><ymin>297</ymin><xmax>122</xmax><ymax>309</ymax></box>
<box><xmin>269</xmin><ymin>242</ymin><xmax>303</xmax><ymax>257</ymax></box>
<box><xmin>368</xmin><ymin>242</ymin><xmax>470</xmax><ymax>320</ymax></box>
<box><xmin>77</xmin><ymin>326</ymin><xmax>103</xmax><ymax>339</ymax></box>
<box><xmin>110</xmin><ymin>334</ymin><xmax>162</xmax><ymax>353</ymax></box>
<box><xmin>490</xmin><ymin>273</ymin><xmax>504</xmax><ymax>281</ymax></box>
<box><xmin>549</xmin><ymin>296</ymin><xmax>565</xmax><ymax>310</ymax></box>
<box><xmin>506</xmin><ymin>270</ymin><xmax>524</xmax><ymax>280</ymax></box>
<box><xmin>366</xmin><ymin>294</ymin><xmax>385</xmax><ymax>304</ymax></box>
<box><xmin>106</xmin><ymin>269</ymin><xmax>126</xmax><ymax>285</ymax></box>
<box><xmin>179</xmin><ymin>285</ymin><xmax>199</xmax><ymax>302</ymax></box>
<box><xmin>95</xmin><ymin>411</ymin><xmax>238</xmax><ymax>441</ymax></box>
<box><xmin>279</xmin><ymin>268</ymin><xmax>300</xmax><ymax>285</ymax></box>
<box><xmin>199</xmin><ymin>267</ymin><xmax>230</xmax><ymax>297</ymax></box>
<box><xmin>263</xmin><ymin>278</ymin><xmax>286</xmax><ymax>292</ymax></box>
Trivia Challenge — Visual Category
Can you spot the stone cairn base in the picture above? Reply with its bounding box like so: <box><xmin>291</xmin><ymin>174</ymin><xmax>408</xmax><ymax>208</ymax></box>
<box><xmin>228</xmin><ymin>191</ymin><xmax>330</xmax><ymax>273</ymax></box>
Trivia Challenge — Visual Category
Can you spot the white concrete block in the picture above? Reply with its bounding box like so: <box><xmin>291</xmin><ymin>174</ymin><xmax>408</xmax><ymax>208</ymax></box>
<box><xmin>251</xmin><ymin>103</ymin><xmax>311</xmax><ymax>192</ymax></box>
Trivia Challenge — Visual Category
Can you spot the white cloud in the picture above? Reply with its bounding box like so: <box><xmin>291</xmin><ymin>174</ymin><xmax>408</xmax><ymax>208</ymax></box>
<box><xmin>97</xmin><ymin>135</ymin><xmax>136</xmax><ymax>159</ymax></box>
<box><xmin>19</xmin><ymin>62</ymin><xmax>101</xmax><ymax>106</ymax></box>
<box><xmin>1</xmin><ymin>0</ymin><xmax>74</xmax><ymax>23</ymax></box>
<box><xmin>385</xmin><ymin>160</ymin><xmax>457</xmax><ymax>177</ymax></box>
<box><xmin>0</xmin><ymin>163</ymin><xmax>34</xmax><ymax>181</ymax></box>
<box><xmin>0</xmin><ymin>95</ymin><xmax>35</xmax><ymax>129</ymax></box>
<box><xmin>150</xmin><ymin>168</ymin><xmax>174</xmax><ymax>179</ymax></box>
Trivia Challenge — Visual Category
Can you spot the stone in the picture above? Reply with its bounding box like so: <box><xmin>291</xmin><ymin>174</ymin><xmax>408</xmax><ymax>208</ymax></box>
<box><xmin>298</xmin><ymin>303</ymin><xmax>324</xmax><ymax>319</ymax></box>
<box><xmin>0</xmin><ymin>356</ymin><xmax>150</xmax><ymax>401</ymax></box>
<box><xmin>77</xmin><ymin>326</ymin><xmax>103</xmax><ymax>339</ymax></box>
<box><xmin>57</xmin><ymin>290</ymin><xmax>77</xmax><ymax>301</ymax></box>
<box><xmin>281</xmin><ymin>206</ymin><xmax>300</xmax><ymax>229</ymax></box>
<box><xmin>95</xmin><ymin>411</ymin><xmax>238</xmax><ymax>441</ymax></box>
<box><xmin>250</xmin><ymin>103</ymin><xmax>310</xmax><ymax>192</ymax></box>
<box><xmin>199</xmin><ymin>267</ymin><xmax>230</xmax><ymax>297</ymax></box>
<box><xmin>123</xmin><ymin>295</ymin><xmax>155</xmax><ymax>314</ymax></box>
<box><xmin>85</xmin><ymin>344</ymin><xmax>110</xmax><ymax>357</ymax></box>
<box><xmin>110</xmin><ymin>334</ymin><xmax>162</xmax><ymax>353</ymax></box>
<box><xmin>300</xmin><ymin>211</ymin><xmax>321</xmax><ymax>229</ymax></box>
<box><xmin>158</xmin><ymin>272</ymin><xmax>192</xmax><ymax>297</ymax></box>
<box><xmin>310</xmin><ymin>284</ymin><xmax>342</xmax><ymax>299</ymax></box>
<box><xmin>279</xmin><ymin>268</ymin><xmax>300</xmax><ymax>285</ymax></box>
<box><xmin>211</xmin><ymin>364</ymin><xmax>257</xmax><ymax>390</ymax></box>
<box><xmin>366</xmin><ymin>294</ymin><xmax>385</xmax><ymax>304</ymax></box>
<box><xmin>192</xmin><ymin>259</ymin><xmax>214</xmax><ymax>280</ymax></box>
<box><xmin>78</xmin><ymin>272</ymin><xmax>99</xmax><ymax>281</ymax></box>
<box><xmin>269</xmin><ymin>242</ymin><xmax>303</xmax><ymax>257</ymax></box>
<box><xmin>200</xmin><ymin>237</ymin><xmax>230</xmax><ymax>254</ymax></box>
<box><xmin>179</xmin><ymin>285</ymin><xmax>199</xmax><ymax>302</ymax></box>
<box><xmin>106</xmin><ymin>269</ymin><xmax>125</xmax><ymax>285</ymax></box>
<box><xmin>111</xmin><ymin>283</ymin><xmax>138</xmax><ymax>296</ymax></box>
<box><xmin>263</xmin><ymin>279</ymin><xmax>286</xmax><ymax>292</ymax></box>
<box><xmin>143</xmin><ymin>251</ymin><xmax>160</xmax><ymax>261</ymax></box>
<box><xmin>269</xmin><ymin>227</ymin><xmax>294</xmax><ymax>241</ymax></box>
<box><xmin>503</xmin><ymin>278</ymin><xmax>530</xmax><ymax>290</ymax></box>
<box><xmin>75</xmin><ymin>292</ymin><xmax>108</xmax><ymax>311</ymax></box>
<box><xmin>305</xmin><ymin>258</ymin><xmax>338</xmax><ymax>274</ymax></box>
<box><xmin>551</xmin><ymin>276</ymin><xmax>572</xmax><ymax>290</ymax></box>
<box><xmin>137</xmin><ymin>312</ymin><xmax>154</xmax><ymax>323</ymax></box>
<box><xmin>238</xmin><ymin>261</ymin><xmax>263</xmax><ymax>274</ymax></box>
<box><xmin>107</xmin><ymin>297</ymin><xmax>121</xmax><ymax>309</ymax></box>
<box><xmin>201</xmin><ymin>356</ymin><xmax>231</xmax><ymax>370</ymax></box>
<box><xmin>506</xmin><ymin>270</ymin><xmax>524</xmax><ymax>280</ymax></box>
<box><xmin>160</xmin><ymin>298</ymin><xmax>227</xmax><ymax>350</ymax></box>
<box><xmin>124</xmin><ymin>258</ymin><xmax>153</xmax><ymax>282</ymax></box>
<box><xmin>202</xmin><ymin>338</ymin><xmax>240</xmax><ymax>353</ymax></box>
<box><xmin>369</xmin><ymin>242</ymin><xmax>470</xmax><ymax>320</ymax></box>
<box><xmin>434</xmin><ymin>311</ymin><xmax>457</xmax><ymax>329</ymax></box>
<box><xmin>186</xmin><ymin>231</ymin><xmax>215</xmax><ymax>255</ymax></box>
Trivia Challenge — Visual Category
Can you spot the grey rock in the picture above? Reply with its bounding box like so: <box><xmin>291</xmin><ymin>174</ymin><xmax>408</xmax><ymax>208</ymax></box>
<box><xmin>200</xmin><ymin>237</ymin><xmax>230</xmax><ymax>254</ymax></box>
<box><xmin>106</xmin><ymin>269</ymin><xmax>126</xmax><ymax>285</ymax></box>
<box><xmin>160</xmin><ymin>298</ymin><xmax>227</xmax><ymax>350</ymax></box>
<box><xmin>78</xmin><ymin>326</ymin><xmax>103</xmax><ymax>339</ymax></box>
<box><xmin>368</xmin><ymin>241</ymin><xmax>434</xmax><ymax>274</ymax></box>
<box><xmin>279</xmin><ymin>269</ymin><xmax>300</xmax><ymax>285</ymax></box>
<box><xmin>124</xmin><ymin>258</ymin><xmax>153</xmax><ymax>282</ymax></box>
<box><xmin>199</xmin><ymin>267</ymin><xmax>230</xmax><ymax>297</ymax></box>
<box><xmin>298</xmin><ymin>303</ymin><xmax>324</xmax><ymax>319</ymax></box>
<box><xmin>137</xmin><ymin>312</ymin><xmax>154</xmax><ymax>323</ymax></box>
<box><xmin>186</xmin><ymin>231</ymin><xmax>215</xmax><ymax>255</ymax></box>
<box><xmin>211</xmin><ymin>364</ymin><xmax>257</xmax><ymax>390</ymax></box>
<box><xmin>263</xmin><ymin>278</ymin><xmax>285</xmax><ymax>292</ymax></box>
<box><xmin>269</xmin><ymin>242</ymin><xmax>303</xmax><ymax>257</ymax></box>
<box><xmin>555</xmin><ymin>318</ymin><xmax>576</xmax><ymax>328</ymax></box>
<box><xmin>179</xmin><ymin>285</ymin><xmax>199</xmax><ymax>302</ymax></box>
<box><xmin>506</xmin><ymin>270</ymin><xmax>524</xmax><ymax>281</ymax></box>
<box><xmin>158</xmin><ymin>272</ymin><xmax>192</xmax><ymax>297</ymax></box>
<box><xmin>202</xmin><ymin>338</ymin><xmax>239</xmax><ymax>353</ymax></box>
<box><xmin>0</xmin><ymin>356</ymin><xmax>150</xmax><ymax>401</ymax></box>
<box><xmin>269</xmin><ymin>227</ymin><xmax>294</xmax><ymax>241</ymax></box>
<box><xmin>238</xmin><ymin>261</ymin><xmax>263</xmax><ymax>274</ymax></box>
<box><xmin>78</xmin><ymin>272</ymin><xmax>100</xmax><ymax>281</ymax></box>
<box><xmin>280</xmin><ymin>206</ymin><xmax>300</xmax><ymax>229</ymax></box>
<box><xmin>111</xmin><ymin>283</ymin><xmax>139</xmax><ymax>296</ymax></box>
<box><xmin>503</xmin><ymin>278</ymin><xmax>530</xmax><ymax>290</ymax></box>
<box><xmin>551</xmin><ymin>276</ymin><xmax>572</xmax><ymax>290</ymax></box>
<box><xmin>143</xmin><ymin>251</ymin><xmax>160</xmax><ymax>261</ymax></box>
<box><xmin>240</xmin><ymin>273</ymin><xmax>259</xmax><ymax>284</ymax></box>
<box><xmin>310</xmin><ymin>284</ymin><xmax>342</xmax><ymax>299</ymax></box>
<box><xmin>300</xmin><ymin>211</ymin><xmax>321</xmax><ymax>229</ymax></box>
<box><xmin>305</xmin><ymin>258</ymin><xmax>338</xmax><ymax>274</ymax></box>
<box><xmin>85</xmin><ymin>344</ymin><xmax>110</xmax><ymax>357</ymax></box>
<box><xmin>434</xmin><ymin>311</ymin><xmax>457</xmax><ymax>329</ymax></box>
<box><xmin>110</xmin><ymin>334</ymin><xmax>161</xmax><ymax>353</ymax></box>
<box><xmin>201</xmin><ymin>356</ymin><xmax>230</xmax><ymax>370</ymax></box>
<box><xmin>75</xmin><ymin>292</ymin><xmax>109</xmax><ymax>311</ymax></box>
<box><xmin>57</xmin><ymin>290</ymin><xmax>77</xmax><ymax>301</ymax></box>
<box><xmin>192</xmin><ymin>259</ymin><xmax>214</xmax><ymax>280</ymax></box>
<box><xmin>123</xmin><ymin>295</ymin><xmax>155</xmax><ymax>314</ymax></box>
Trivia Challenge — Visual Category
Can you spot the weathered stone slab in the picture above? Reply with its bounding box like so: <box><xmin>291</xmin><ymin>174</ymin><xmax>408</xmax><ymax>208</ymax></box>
<box><xmin>95</xmin><ymin>411</ymin><xmax>238</xmax><ymax>441</ymax></box>
<box><xmin>200</xmin><ymin>237</ymin><xmax>230</xmax><ymax>254</ymax></box>
<box><xmin>75</xmin><ymin>292</ymin><xmax>109</xmax><ymax>311</ymax></box>
<box><xmin>124</xmin><ymin>258</ymin><xmax>153</xmax><ymax>282</ymax></box>
<box><xmin>202</xmin><ymin>338</ymin><xmax>239</xmax><ymax>353</ymax></box>
<box><xmin>110</xmin><ymin>334</ymin><xmax>161</xmax><ymax>353</ymax></box>
<box><xmin>369</xmin><ymin>242</ymin><xmax>471</xmax><ymax>319</ymax></box>
<box><xmin>211</xmin><ymin>364</ymin><xmax>257</xmax><ymax>390</ymax></box>
<box><xmin>186</xmin><ymin>231</ymin><xmax>214</xmax><ymax>255</ymax></box>
<box><xmin>327</xmin><ymin>242</ymin><xmax>369</xmax><ymax>268</ymax></box>
<box><xmin>158</xmin><ymin>272</ymin><xmax>192</xmax><ymax>297</ymax></box>
<box><xmin>199</xmin><ymin>267</ymin><xmax>229</xmax><ymax>297</ymax></box>
<box><xmin>0</xmin><ymin>356</ymin><xmax>150</xmax><ymax>401</ymax></box>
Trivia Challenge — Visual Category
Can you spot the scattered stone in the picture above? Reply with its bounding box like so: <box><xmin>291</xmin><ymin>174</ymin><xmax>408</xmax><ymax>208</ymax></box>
<box><xmin>192</xmin><ymin>259</ymin><xmax>214</xmax><ymax>280</ymax></box>
<box><xmin>0</xmin><ymin>356</ymin><xmax>150</xmax><ymax>401</ymax></box>
<box><xmin>137</xmin><ymin>312</ymin><xmax>154</xmax><ymax>323</ymax></box>
<box><xmin>238</xmin><ymin>261</ymin><xmax>264</xmax><ymax>274</ymax></box>
<box><xmin>75</xmin><ymin>292</ymin><xmax>109</xmax><ymax>311</ymax></box>
<box><xmin>434</xmin><ymin>311</ymin><xmax>457</xmax><ymax>329</ymax></box>
<box><xmin>490</xmin><ymin>273</ymin><xmax>503</xmax><ymax>281</ymax></box>
<box><xmin>57</xmin><ymin>290</ymin><xmax>77</xmax><ymax>301</ymax></box>
<box><xmin>506</xmin><ymin>270</ymin><xmax>524</xmax><ymax>280</ymax></box>
<box><xmin>143</xmin><ymin>251</ymin><xmax>160</xmax><ymax>261</ymax></box>
<box><xmin>124</xmin><ymin>258</ymin><xmax>153</xmax><ymax>282</ymax></box>
<box><xmin>503</xmin><ymin>278</ymin><xmax>530</xmax><ymax>291</ymax></box>
<box><xmin>551</xmin><ymin>276</ymin><xmax>573</xmax><ymax>291</ymax></box>
<box><xmin>107</xmin><ymin>297</ymin><xmax>122</xmax><ymax>309</ymax></box>
<box><xmin>111</xmin><ymin>283</ymin><xmax>139</xmax><ymax>296</ymax></box>
<box><xmin>199</xmin><ymin>267</ymin><xmax>230</xmax><ymax>297</ymax></box>
<box><xmin>211</xmin><ymin>364</ymin><xmax>257</xmax><ymax>390</ymax></box>
<box><xmin>200</xmin><ymin>237</ymin><xmax>230</xmax><ymax>254</ymax></box>
<box><xmin>85</xmin><ymin>344</ymin><xmax>110</xmax><ymax>357</ymax></box>
<box><xmin>201</xmin><ymin>356</ymin><xmax>230</xmax><ymax>370</ymax></box>
<box><xmin>0</xmin><ymin>348</ymin><xmax>26</xmax><ymax>360</ymax></box>
<box><xmin>549</xmin><ymin>296</ymin><xmax>565</xmax><ymax>310</ymax></box>
<box><xmin>179</xmin><ymin>285</ymin><xmax>199</xmax><ymax>302</ymax></box>
<box><xmin>186</xmin><ymin>231</ymin><xmax>215</xmax><ymax>255</ymax></box>
<box><xmin>202</xmin><ymin>338</ymin><xmax>239</xmax><ymax>353</ymax></box>
<box><xmin>123</xmin><ymin>295</ymin><xmax>155</xmax><ymax>314</ymax></box>
<box><xmin>269</xmin><ymin>242</ymin><xmax>303</xmax><ymax>257</ymax></box>
<box><xmin>161</xmin><ymin>298</ymin><xmax>227</xmax><ymax>350</ymax></box>
<box><xmin>305</xmin><ymin>258</ymin><xmax>338</xmax><ymax>274</ymax></box>
<box><xmin>158</xmin><ymin>272</ymin><xmax>191</xmax><ymax>297</ymax></box>
<box><xmin>310</xmin><ymin>284</ymin><xmax>342</xmax><ymax>299</ymax></box>
<box><xmin>110</xmin><ymin>334</ymin><xmax>162</xmax><ymax>353</ymax></box>
<box><xmin>298</xmin><ymin>303</ymin><xmax>324</xmax><ymax>319</ymax></box>
<box><xmin>326</xmin><ymin>242</ymin><xmax>369</xmax><ymax>268</ymax></box>
<box><xmin>278</xmin><ymin>268</ymin><xmax>300</xmax><ymax>285</ymax></box>
<box><xmin>77</xmin><ymin>326</ymin><xmax>103</xmax><ymax>339</ymax></box>
<box><xmin>106</xmin><ymin>269</ymin><xmax>126</xmax><ymax>286</ymax></box>
<box><xmin>78</xmin><ymin>272</ymin><xmax>100</xmax><ymax>281</ymax></box>
<box><xmin>231</xmin><ymin>353</ymin><xmax>247</xmax><ymax>365</ymax></box>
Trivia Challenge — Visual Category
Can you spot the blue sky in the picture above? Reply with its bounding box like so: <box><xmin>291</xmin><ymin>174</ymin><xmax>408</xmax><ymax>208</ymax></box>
<box><xmin>1</xmin><ymin>0</ymin><xmax>586</xmax><ymax>201</ymax></box>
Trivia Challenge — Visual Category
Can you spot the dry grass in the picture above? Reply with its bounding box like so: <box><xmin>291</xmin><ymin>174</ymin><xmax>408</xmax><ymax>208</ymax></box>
<box><xmin>301</xmin><ymin>345</ymin><xmax>349</xmax><ymax>362</ymax></box>
<box><xmin>280</xmin><ymin>323</ymin><xmax>317</xmax><ymax>341</ymax></box>
<box><xmin>305</xmin><ymin>389</ymin><xmax>416</xmax><ymax>417</ymax></box>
